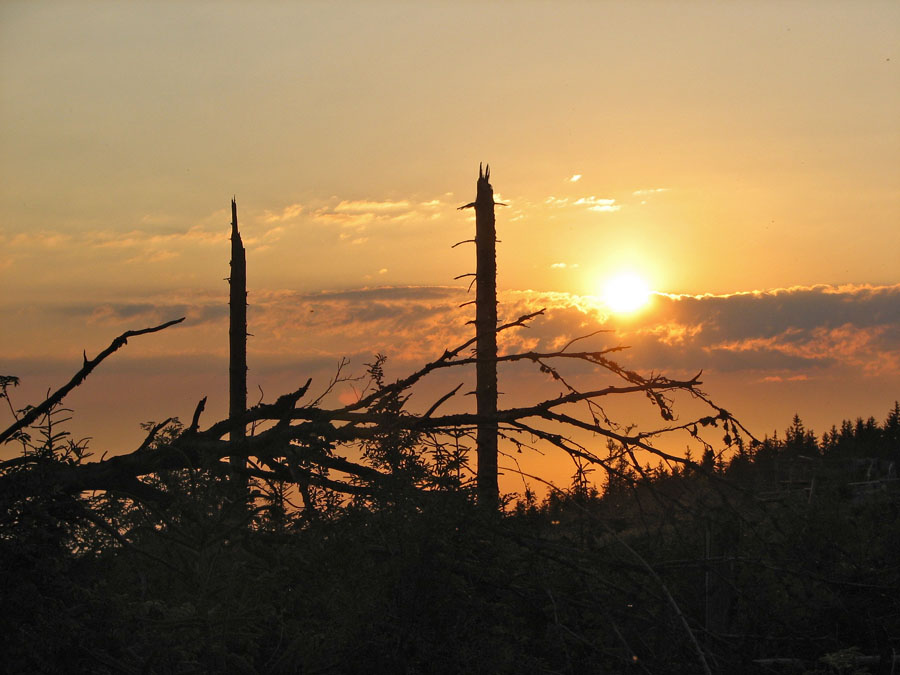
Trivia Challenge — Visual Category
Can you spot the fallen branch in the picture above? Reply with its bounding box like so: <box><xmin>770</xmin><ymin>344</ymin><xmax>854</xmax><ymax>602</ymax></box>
<box><xmin>0</xmin><ymin>318</ymin><xmax>185</xmax><ymax>445</ymax></box>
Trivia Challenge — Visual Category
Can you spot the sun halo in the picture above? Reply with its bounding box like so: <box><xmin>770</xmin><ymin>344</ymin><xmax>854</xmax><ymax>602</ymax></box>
<box><xmin>601</xmin><ymin>272</ymin><xmax>652</xmax><ymax>314</ymax></box>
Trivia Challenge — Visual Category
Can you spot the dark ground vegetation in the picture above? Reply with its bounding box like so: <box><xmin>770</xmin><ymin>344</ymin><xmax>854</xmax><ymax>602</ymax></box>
<box><xmin>2</xmin><ymin>376</ymin><xmax>898</xmax><ymax>674</ymax></box>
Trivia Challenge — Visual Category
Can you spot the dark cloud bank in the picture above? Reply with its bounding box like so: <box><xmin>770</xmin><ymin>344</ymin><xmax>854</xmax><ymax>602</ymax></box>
<box><xmin>277</xmin><ymin>283</ymin><xmax>900</xmax><ymax>379</ymax></box>
<box><xmin>627</xmin><ymin>284</ymin><xmax>900</xmax><ymax>375</ymax></box>
<box><xmin>22</xmin><ymin>283</ymin><xmax>898</xmax><ymax>383</ymax></box>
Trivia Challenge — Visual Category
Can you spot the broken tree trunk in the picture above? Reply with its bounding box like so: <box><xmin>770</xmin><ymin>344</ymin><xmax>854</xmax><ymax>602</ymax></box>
<box><xmin>229</xmin><ymin>198</ymin><xmax>248</xmax><ymax>488</ymax></box>
<box><xmin>474</xmin><ymin>164</ymin><xmax>499</xmax><ymax>508</ymax></box>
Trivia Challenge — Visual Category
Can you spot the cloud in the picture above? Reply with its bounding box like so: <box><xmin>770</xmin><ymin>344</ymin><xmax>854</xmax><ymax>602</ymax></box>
<box><xmin>126</xmin><ymin>249</ymin><xmax>180</xmax><ymax>264</ymax></box>
<box><xmin>55</xmin><ymin>297</ymin><xmax>229</xmax><ymax>329</ymax></box>
<box><xmin>244</xmin><ymin>286</ymin><xmax>473</xmax><ymax>363</ymax></box>
<box><xmin>11</xmin><ymin>283</ymin><xmax>896</xmax><ymax>399</ymax></box>
<box><xmin>309</xmin><ymin>194</ymin><xmax>448</xmax><ymax>236</ymax></box>
<box><xmin>542</xmin><ymin>195</ymin><xmax>620</xmax><ymax>212</ymax></box>
<box><xmin>2</xmin><ymin>195</ymin><xmax>449</xmax><ymax>270</ymax></box>
<box><xmin>622</xmin><ymin>284</ymin><xmax>900</xmax><ymax>376</ymax></box>
<box><xmin>3</xmin><ymin>225</ymin><xmax>225</xmax><ymax>252</ymax></box>
<box><xmin>3</xmin><ymin>231</ymin><xmax>74</xmax><ymax>248</ymax></box>
<box><xmin>568</xmin><ymin>174</ymin><xmax>582</xmax><ymax>183</ymax></box>
<box><xmin>5</xmin><ymin>282</ymin><xmax>896</xmax><ymax>458</ymax></box>
<box><xmin>550</xmin><ymin>262</ymin><xmax>579</xmax><ymax>269</ymax></box>
<box><xmin>544</xmin><ymin>196</ymin><xmax>569</xmax><ymax>206</ymax></box>
<box><xmin>574</xmin><ymin>196</ymin><xmax>621</xmax><ymax>212</ymax></box>
<box><xmin>761</xmin><ymin>374</ymin><xmax>810</xmax><ymax>383</ymax></box>
<box><xmin>262</xmin><ymin>203</ymin><xmax>303</xmax><ymax>223</ymax></box>
<box><xmin>247</xmin><ymin>282</ymin><xmax>899</xmax><ymax>381</ymax></box>
<box><xmin>574</xmin><ymin>197</ymin><xmax>615</xmax><ymax>206</ymax></box>
<box><xmin>333</xmin><ymin>199</ymin><xmax>411</xmax><ymax>213</ymax></box>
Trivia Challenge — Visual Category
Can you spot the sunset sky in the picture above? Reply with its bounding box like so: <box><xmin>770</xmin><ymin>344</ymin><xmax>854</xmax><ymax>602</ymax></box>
<box><xmin>1</xmin><ymin>2</ymin><xmax>898</xmax><ymax>486</ymax></box>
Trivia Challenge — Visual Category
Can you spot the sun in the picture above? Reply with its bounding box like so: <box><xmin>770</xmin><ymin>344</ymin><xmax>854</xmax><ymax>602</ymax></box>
<box><xmin>601</xmin><ymin>272</ymin><xmax>651</xmax><ymax>314</ymax></box>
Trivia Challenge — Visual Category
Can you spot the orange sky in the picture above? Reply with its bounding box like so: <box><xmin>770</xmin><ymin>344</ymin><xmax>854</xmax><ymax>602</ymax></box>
<box><xmin>1</xmin><ymin>2</ymin><xmax>898</xmax><ymax>489</ymax></box>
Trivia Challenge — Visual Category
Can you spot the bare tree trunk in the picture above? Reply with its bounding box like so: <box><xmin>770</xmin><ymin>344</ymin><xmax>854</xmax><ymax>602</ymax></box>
<box><xmin>474</xmin><ymin>165</ymin><xmax>498</xmax><ymax>508</ymax></box>
<box><xmin>229</xmin><ymin>198</ymin><xmax>248</xmax><ymax>490</ymax></box>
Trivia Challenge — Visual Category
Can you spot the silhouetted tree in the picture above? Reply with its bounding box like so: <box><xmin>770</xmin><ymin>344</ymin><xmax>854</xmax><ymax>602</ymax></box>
<box><xmin>229</xmin><ymin>197</ymin><xmax>248</xmax><ymax>495</ymax></box>
<box><xmin>459</xmin><ymin>163</ymin><xmax>500</xmax><ymax>508</ymax></box>
<box><xmin>884</xmin><ymin>401</ymin><xmax>900</xmax><ymax>451</ymax></box>
<box><xmin>784</xmin><ymin>413</ymin><xmax>818</xmax><ymax>457</ymax></box>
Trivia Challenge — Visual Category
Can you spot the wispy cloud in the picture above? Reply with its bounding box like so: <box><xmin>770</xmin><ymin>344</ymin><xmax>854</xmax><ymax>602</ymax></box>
<box><xmin>568</xmin><ymin>174</ymin><xmax>582</xmax><ymax>183</ymax></box>
<box><xmin>3</xmin><ymin>230</ymin><xmax>75</xmax><ymax>248</ymax></box>
<box><xmin>338</xmin><ymin>231</ymin><xmax>369</xmax><ymax>245</ymax></box>
<box><xmin>4</xmin><ymin>282</ymin><xmax>896</xmax><ymax>450</ymax></box>
<box><xmin>761</xmin><ymin>374</ymin><xmax>809</xmax><ymax>383</ymax></box>
<box><xmin>262</xmin><ymin>203</ymin><xmax>304</xmax><ymax>223</ymax></box>
<box><xmin>542</xmin><ymin>195</ymin><xmax>620</xmax><ymax>212</ymax></box>
<box><xmin>57</xmin><ymin>294</ymin><xmax>229</xmax><ymax>329</ymax></box>
<box><xmin>544</xmin><ymin>196</ymin><xmax>569</xmax><ymax>206</ymax></box>
<box><xmin>333</xmin><ymin>199</ymin><xmax>411</xmax><ymax>213</ymax></box>
<box><xmin>92</xmin><ymin>226</ymin><xmax>223</xmax><ymax>250</ymax></box>
<box><xmin>574</xmin><ymin>196</ymin><xmax>620</xmax><ymax>212</ymax></box>
<box><xmin>308</xmin><ymin>194</ymin><xmax>449</xmax><ymax>237</ymax></box>
<box><xmin>9</xmin><ymin>283</ymin><xmax>897</xmax><ymax>394</ymax></box>
<box><xmin>245</xmin><ymin>283</ymin><xmax>898</xmax><ymax>380</ymax></box>
<box><xmin>125</xmin><ymin>249</ymin><xmax>180</xmax><ymax>264</ymax></box>
<box><xmin>624</xmin><ymin>284</ymin><xmax>900</xmax><ymax>376</ymax></box>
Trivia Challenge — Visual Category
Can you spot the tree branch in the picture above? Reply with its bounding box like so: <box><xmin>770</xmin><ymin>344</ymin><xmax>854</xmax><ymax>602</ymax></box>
<box><xmin>0</xmin><ymin>318</ymin><xmax>185</xmax><ymax>445</ymax></box>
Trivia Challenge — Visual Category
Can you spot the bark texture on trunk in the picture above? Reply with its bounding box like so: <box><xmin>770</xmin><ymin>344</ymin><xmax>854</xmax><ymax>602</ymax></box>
<box><xmin>474</xmin><ymin>165</ymin><xmax>498</xmax><ymax>508</ymax></box>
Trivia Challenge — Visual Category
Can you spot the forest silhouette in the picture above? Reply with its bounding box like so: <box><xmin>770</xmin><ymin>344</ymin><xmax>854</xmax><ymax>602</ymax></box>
<box><xmin>1</xmin><ymin>170</ymin><xmax>898</xmax><ymax>673</ymax></box>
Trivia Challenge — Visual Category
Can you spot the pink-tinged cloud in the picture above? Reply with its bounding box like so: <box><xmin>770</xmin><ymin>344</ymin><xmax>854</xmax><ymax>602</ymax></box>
<box><xmin>4</xmin><ymin>282</ymin><xmax>896</xmax><ymax>459</ymax></box>
<box><xmin>761</xmin><ymin>375</ymin><xmax>809</xmax><ymax>383</ymax></box>
<box><xmin>619</xmin><ymin>284</ymin><xmax>900</xmax><ymax>377</ymax></box>
<box><xmin>10</xmin><ymin>283</ymin><xmax>898</xmax><ymax>388</ymax></box>
<box><xmin>235</xmin><ymin>282</ymin><xmax>898</xmax><ymax>381</ymax></box>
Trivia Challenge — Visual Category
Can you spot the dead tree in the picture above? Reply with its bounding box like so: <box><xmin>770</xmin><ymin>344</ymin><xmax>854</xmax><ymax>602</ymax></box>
<box><xmin>229</xmin><ymin>198</ymin><xmax>248</xmax><ymax>485</ymax></box>
<box><xmin>460</xmin><ymin>164</ymin><xmax>500</xmax><ymax>508</ymax></box>
<box><xmin>0</xmin><ymin>312</ymin><xmax>746</xmax><ymax>505</ymax></box>
<box><xmin>1</xmin><ymin>177</ymin><xmax>754</xmax><ymax>523</ymax></box>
